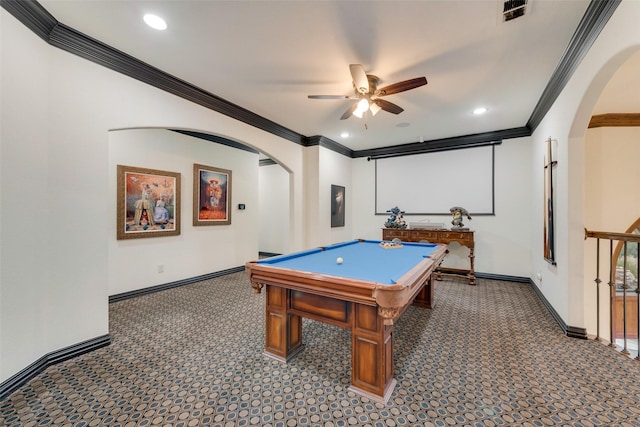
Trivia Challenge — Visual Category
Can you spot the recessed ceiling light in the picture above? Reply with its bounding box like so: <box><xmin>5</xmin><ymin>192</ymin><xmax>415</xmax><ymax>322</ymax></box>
<box><xmin>340</xmin><ymin>132</ymin><xmax>350</xmax><ymax>138</ymax></box>
<box><xmin>473</xmin><ymin>107</ymin><xmax>488</xmax><ymax>115</ymax></box>
<box><xmin>143</xmin><ymin>14</ymin><xmax>167</xmax><ymax>30</ymax></box>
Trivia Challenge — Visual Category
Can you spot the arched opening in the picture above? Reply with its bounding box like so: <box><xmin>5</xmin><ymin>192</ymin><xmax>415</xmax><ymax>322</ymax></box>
<box><xmin>106</xmin><ymin>127</ymin><xmax>294</xmax><ymax>295</ymax></box>
<box><xmin>581</xmin><ymin>47</ymin><xmax>640</xmax><ymax>353</ymax></box>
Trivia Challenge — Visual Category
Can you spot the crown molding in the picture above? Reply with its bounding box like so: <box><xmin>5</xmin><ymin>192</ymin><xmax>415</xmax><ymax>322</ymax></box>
<box><xmin>1</xmin><ymin>0</ymin><xmax>306</xmax><ymax>147</ymax></box>
<box><xmin>527</xmin><ymin>0</ymin><xmax>621</xmax><ymax>132</ymax></box>
<box><xmin>304</xmin><ymin>135</ymin><xmax>354</xmax><ymax>157</ymax></box>
<box><xmin>2</xmin><ymin>0</ymin><xmax>621</xmax><ymax>159</ymax></box>
<box><xmin>0</xmin><ymin>0</ymin><xmax>56</xmax><ymax>40</ymax></box>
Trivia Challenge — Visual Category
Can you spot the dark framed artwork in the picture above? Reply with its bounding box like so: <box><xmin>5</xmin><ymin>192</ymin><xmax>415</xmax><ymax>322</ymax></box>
<box><xmin>117</xmin><ymin>165</ymin><xmax>181</xmax><ymax>240</ymax></box>
<box><xmin>331</xmin><ymin>184</ymin><xmax>345</xmax><ymax>228</ymax></box>
<box><xmin>193</xmin><ymin>163</ymin><xmax>232</xmax><ymax>226</ymax></box>
<box><xmin>543</xmin><ymin>137</ymin><xmax>557</xmax><ymax>265</ymax></box>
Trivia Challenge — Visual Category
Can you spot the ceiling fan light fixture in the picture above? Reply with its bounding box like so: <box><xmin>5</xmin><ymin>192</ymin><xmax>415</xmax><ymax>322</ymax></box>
<box><xmin>354</xmin><ymin>99</ymin><xmax>369</xmax><ymax>118</ymax></box>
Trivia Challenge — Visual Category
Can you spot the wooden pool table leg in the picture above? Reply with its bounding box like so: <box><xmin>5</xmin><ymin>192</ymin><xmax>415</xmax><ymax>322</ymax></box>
<box><xmin>263</xmin><ymin>285</ymin><xmax>303</xmax><ymax>362</ymax></box>
<box><xmin>412</xmin><ymin>277</ymin><xmax>435</xmax><ymax>309</ymax></box>
<box><xmin>349</xmin><ymin>304</ymin><xmax>396</xmax><ymax>404</ymax></box>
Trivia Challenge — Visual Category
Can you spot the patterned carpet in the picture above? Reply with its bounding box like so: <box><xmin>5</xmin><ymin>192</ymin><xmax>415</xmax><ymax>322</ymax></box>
<box><xmin>2</xmin><ymin>273</ymin><xmax>640</xmax><ymax>427</ymax></box>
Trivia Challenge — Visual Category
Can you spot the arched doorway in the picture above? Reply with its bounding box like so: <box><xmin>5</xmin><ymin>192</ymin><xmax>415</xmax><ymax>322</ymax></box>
<box><xmin>581</xmin><ymin>48</ymin><xmax>640</xmax><ymax>353</ymax></box>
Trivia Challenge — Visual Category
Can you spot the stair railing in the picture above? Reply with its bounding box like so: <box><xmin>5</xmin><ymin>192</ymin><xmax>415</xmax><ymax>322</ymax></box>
<box><xmin>585</xmin><ymin>229</ymin><xmax>640</xmax><ymax>359</ymax></box>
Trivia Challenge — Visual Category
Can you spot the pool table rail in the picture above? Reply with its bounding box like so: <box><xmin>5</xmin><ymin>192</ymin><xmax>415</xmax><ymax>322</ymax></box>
<box><xmin>247</xmin><ymin>243</ymin><xmax>446</xmax><ymax>324</ymax></box>
<box><xmin>248</xmin><ymin>263</ymin><xmax>380</xmax><ymax>306</ymax></box>
<box><xmin>373</xmin><ymin>243</ymin><xmax>447</xmax><ymax>323</ymax></box>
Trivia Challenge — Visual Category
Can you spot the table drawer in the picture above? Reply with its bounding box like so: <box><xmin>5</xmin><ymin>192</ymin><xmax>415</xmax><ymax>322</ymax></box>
<box><xmin>413</xmin><ymin>231</ymin><xmax>439</xmax><ymax>241</ymax></box>
<box><xmin>382</xmin><ymin>229</ymin><xmax>409</xmax><ymax>240</ymax></box>
<box><xmin>381</xmin><ymin>228</ymin><xmax>473</xmax><ymax>245</ymax></box>
<box><xmin>444</xmin><ymin>231</ymin><xmax>471</xmax><ymax>239</ymax></box>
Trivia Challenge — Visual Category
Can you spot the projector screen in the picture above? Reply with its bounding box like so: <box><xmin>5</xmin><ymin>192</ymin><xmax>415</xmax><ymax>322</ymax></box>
<box><xmin>375</xmin><ymin>145</ymin><xmax>495</xmax><ymax>215</ymax></box>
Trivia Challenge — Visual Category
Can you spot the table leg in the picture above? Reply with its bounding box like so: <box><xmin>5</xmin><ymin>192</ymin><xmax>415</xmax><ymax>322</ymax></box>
<box><xmin>412</xmin><ymin>277</ymin><xmax>434</xmax><ymax>309</ymax></box>
<box><xmin>264</xmin><ymin>285</ymin><xmax>303</xmax><ymax>362</ymax></box>
<box><xmin>469</xmin><ymin>247</ymin><xmax>476</xmax><ymax>286</ymax></box>
<box><xmin>349</xmin><ymin>304</ymin><xmax>396</xmax><ymax>404</ymax></box>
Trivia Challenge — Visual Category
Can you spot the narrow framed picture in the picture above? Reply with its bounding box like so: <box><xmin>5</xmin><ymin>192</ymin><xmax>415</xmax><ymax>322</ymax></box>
<box><xmin>117</xmin><ymin>165</ymin><xmax>181</xmax><ymax>240</ymax></box>
<box><xmin>193</xmin><ymin>164</ymin><xmax>232</xmax><ymax>226</ymax></box>
<box><xmin>543</xmin><ymin>137</ymin><xmax>557</xmax><ymax>265</ymax></box>
<box><xmin>331</xmin><ymin>184</ymin><xmax>345</xmax><ymax>228</ymax></box>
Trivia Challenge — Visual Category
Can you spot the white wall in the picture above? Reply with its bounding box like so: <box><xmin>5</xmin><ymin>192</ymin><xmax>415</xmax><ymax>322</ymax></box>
<box><xmin>1</xmin><ymin>11</ymin><xmax>56</xmax><ymax>381</ymax></box>
<box><xmin>320</xmin><ymin>147</ymin><xmax>353</xmax><ymax>246</ymax></box>
<box><xmin>302</xmin><ymin>146</ymin><xmax>353</xmax><ymax>248</ymax></box>
<box><xmin>584</xmin><ymin>127</ymin><xmax>640</xmax><ymax>233</ymax></box>
<box><xmin>529</xmin><ymin>0</ymin><xmax>640</xmax><ymax>329</ymax></box>
<box><xmin>0</xmin><ymin>10</ymin><xmax>306</xmax><ymax>382</ymax></box>
<box><xmin>352</xmin><ymin>138</ymin><xmax>533</xmax><ymax>277</ymax></box>
<box><xmin>108</xmin><ymin>129</ymin><xmax>259</xmax><ymax>296</ymax></box>
<box><xmin>258</xmin><ymin>163</ymin><xmax>290</xmax><ymax>255</ymax></box>
<box><xmin>303</xmin><ymin>146</ymin><xmax>320</xmax><ymax>247</ymax></box>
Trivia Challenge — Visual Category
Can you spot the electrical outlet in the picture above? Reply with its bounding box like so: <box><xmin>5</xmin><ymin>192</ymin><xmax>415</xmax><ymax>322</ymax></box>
<box><xmin>158</xmin><ymin>265</ymin><xmax>164</xmax><ymax>273</ymax></box>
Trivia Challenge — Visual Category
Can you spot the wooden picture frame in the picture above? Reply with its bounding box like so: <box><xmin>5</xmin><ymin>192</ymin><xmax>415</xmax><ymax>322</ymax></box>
<box><xmin>543</xmin><ymin>137</ymin><xmax>557</xmax><ymax>264</ymax></box>
<box><xmin>117</xmin><ymin>165</ymin><xmax>181</xmax><ymax>240</ymax></box>
<box><xmin>331</xmin><ymin>184</ymin><xmax>345</xmax><ymax>228</ymax></box>
<box><xmin>193</xmin><ymin>164</ymin><xmax>232</xmax><ymax>226</ymax></box>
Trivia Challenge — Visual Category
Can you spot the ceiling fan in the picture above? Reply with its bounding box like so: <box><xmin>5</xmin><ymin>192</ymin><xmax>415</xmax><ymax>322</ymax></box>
<box><xmin>308</xmin><ymin>64</ymin><xmax>427</xmax><ymax>120</ymax></box>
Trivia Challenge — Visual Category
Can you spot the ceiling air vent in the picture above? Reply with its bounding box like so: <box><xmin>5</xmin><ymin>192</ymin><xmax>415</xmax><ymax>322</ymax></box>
<box><xmin>502</xmin><ymin>0</ymin><xmax>528</xmax><ymax>22</ymax></box>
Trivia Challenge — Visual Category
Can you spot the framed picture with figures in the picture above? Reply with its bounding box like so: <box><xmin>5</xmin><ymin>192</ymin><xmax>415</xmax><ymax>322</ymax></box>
<box><xmin>193</xmin><ymin>164</ymin><xmax>232</xmax><ymax>226</ymax></box>
<box><xmin>117</xmin><ymin>165</ymin><xmax>181</xmax><ymax>240</ymax></box>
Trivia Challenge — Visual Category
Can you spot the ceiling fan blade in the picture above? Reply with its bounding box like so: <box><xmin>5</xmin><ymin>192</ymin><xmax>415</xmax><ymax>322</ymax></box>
<box><xmin>349</xmin><ymin>64</ymin><xmax>369</xmax><ymax>95</ymax></box>
<box><xmin>375</xmin><ymin>77</ymin><xmax>427</xmax><ymax>96</ymax></box>
<box><xmin>340</xmin><ymin>102</ymin><xmax>359</xmax><ymax>120</ymax></box>
<box><xmin>373</xmin><ymin>99</ymin><xmax>404</xmax><ymax>115</ymax></box>
<box><xmin>308</xmin><ymin>95</ymin><xmax>352</xmax><ymax>99</ymax></box>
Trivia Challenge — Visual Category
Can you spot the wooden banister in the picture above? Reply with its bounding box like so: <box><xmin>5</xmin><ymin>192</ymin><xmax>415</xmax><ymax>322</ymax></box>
<box><xmin>585</xmin><ymin>229</ymin><xmax>640</xmax><ymax>243</ymax></box>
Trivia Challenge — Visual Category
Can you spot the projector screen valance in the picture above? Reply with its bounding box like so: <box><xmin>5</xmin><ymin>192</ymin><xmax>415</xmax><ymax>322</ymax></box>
<box><xmin>375</xmin><ymin>145</ymin><xmax>495</xmax><ymax>215</ymax></box>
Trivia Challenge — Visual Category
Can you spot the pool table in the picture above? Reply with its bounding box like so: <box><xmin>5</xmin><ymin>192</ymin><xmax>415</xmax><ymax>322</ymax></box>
<box><xmin>246</xmin><ymin>239</ymin><xmax>446</xmax><ymax>403</ymax></box>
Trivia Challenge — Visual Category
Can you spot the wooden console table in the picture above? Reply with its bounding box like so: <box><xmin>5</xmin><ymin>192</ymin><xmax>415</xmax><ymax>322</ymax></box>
<box><xmin>382</xmin><ymin>228</ymin><xmax>475</xmax><ymax>285</ymax></box>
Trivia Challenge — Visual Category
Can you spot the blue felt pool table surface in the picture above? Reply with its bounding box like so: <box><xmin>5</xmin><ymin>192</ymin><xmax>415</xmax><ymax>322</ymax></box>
<box><xmin>258</xmin><ymin>239</ymin><xmax>439</xmax><ymax>285</ymax></box>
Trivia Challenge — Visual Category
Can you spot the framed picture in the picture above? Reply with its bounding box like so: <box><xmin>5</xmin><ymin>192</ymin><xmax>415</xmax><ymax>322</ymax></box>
<box><xmin>543</xmin><ymin>137</ymin><xmax>557</xmax><ymax>265</ymax></box>
<box><xmin>117</xmin><ymin>165</ymin><xmax>181</xmax><ymax>240</ymax></box>
<box><xmin>193</xmin><ymin>164</ymin><xmax>232</xmax><ymax>226</ymax></box>
<box><xmin>331</xmin><ymin>184</ymin><xmax>345</xmax><ymax>228</ymax></box>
